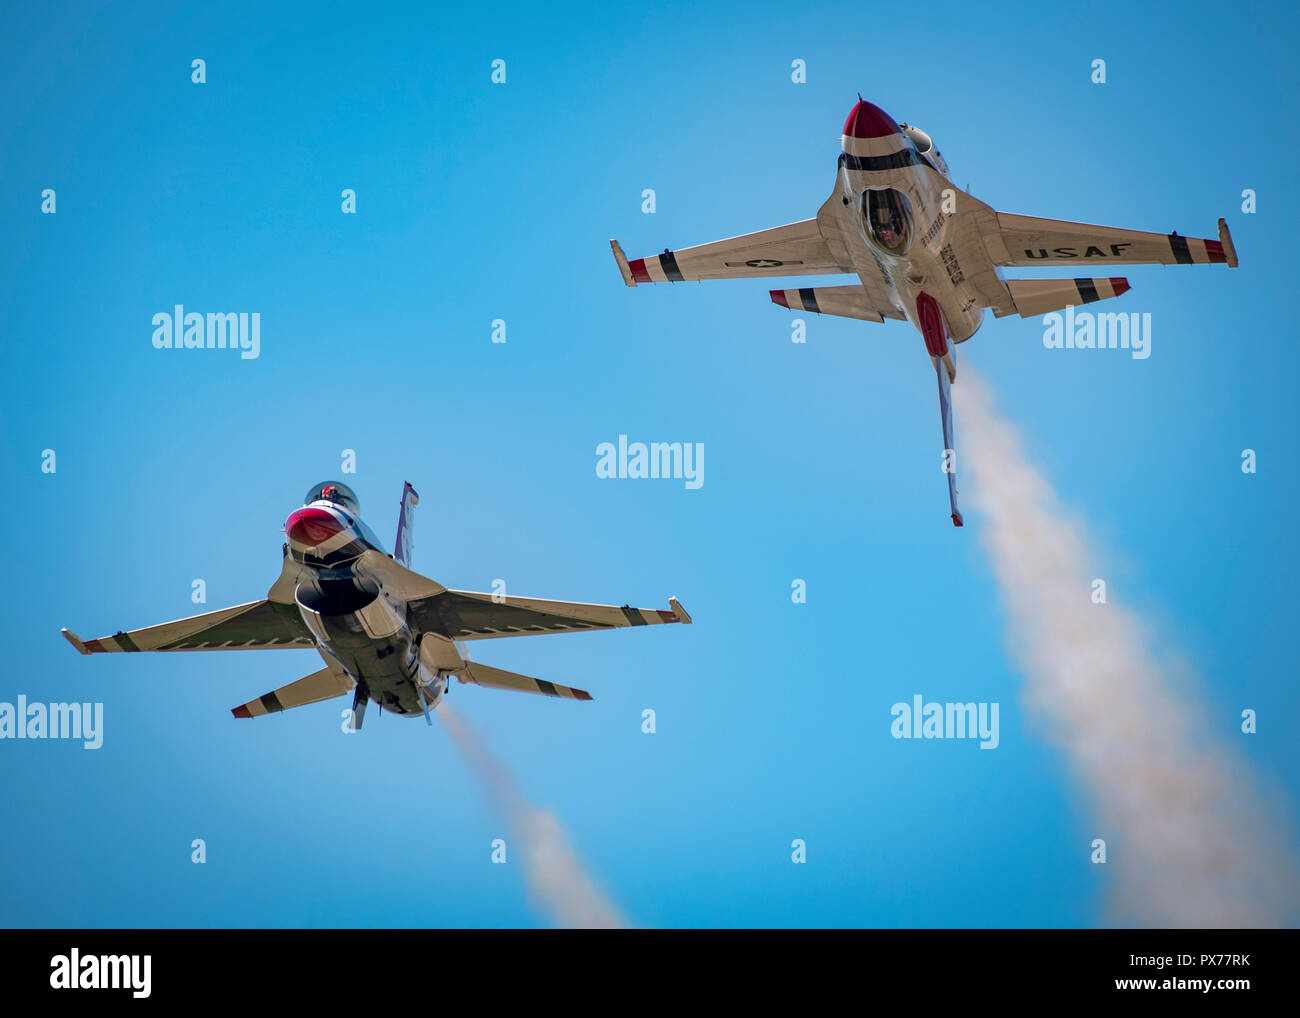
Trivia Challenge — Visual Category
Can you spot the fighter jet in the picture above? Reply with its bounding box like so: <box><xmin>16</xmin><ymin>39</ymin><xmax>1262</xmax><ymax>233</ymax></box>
<box><xmin>610</xmin><ymin>97</ymin><xmax>1239</xmax><ymax>526</ymax></box>
<box><xmin>62</xmin><ymin>481</ymin><xmax>692</xmax><ymax>727</ymax></box>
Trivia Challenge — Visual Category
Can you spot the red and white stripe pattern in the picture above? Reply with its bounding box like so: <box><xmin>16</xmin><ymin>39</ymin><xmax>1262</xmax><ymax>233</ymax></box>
<box><xmin>843</xmin><ymin>100</ymin><xmax>903</xmax><ymax>146</ymax></box>
<box><xmin>840</xmin><ymin>100</ymin><xmax>917</xmax><ymax>174</ymax></box>
<box><xmin>626</xmin><ymin>249</ymin><xmax>684</xmax><ymax>284</ymax></box>
<box><xmin>1170</xmin><ymin>233</ymin><xmax>1229</xmax><ymax>264</ymax></box>
<box><xmin>1083</xmin><ymin>277</ymin><xmax>1131</xmax><ymax>300</ymax></box>
<box><xmin>1006</xmin><ymin>277</ymin><xmax>1132</xmax><ymax>318</ymax></box>
<box><xmin>770</xmin><ymin>285</ymin><xmax>888</xmax><ymax>322</ymax></box>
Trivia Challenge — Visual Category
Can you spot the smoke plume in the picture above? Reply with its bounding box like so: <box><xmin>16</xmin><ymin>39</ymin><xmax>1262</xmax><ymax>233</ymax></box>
<box><xmin>954</xmin><ymin>369</ymin><xmax>1298</xmax><ymax>927</ymax></box>
<box><xmin>437</xmin><ymin>702</ymin><xmax>627</xmax><ymax>928</ymax></box>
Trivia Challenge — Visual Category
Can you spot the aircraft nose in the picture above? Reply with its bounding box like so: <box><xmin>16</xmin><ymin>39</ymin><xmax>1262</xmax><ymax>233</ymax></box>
<box><xmin>285</xmin><ymin>507</ymin><xmax>345</xmax><ymax>546</ymax></box>
<box><xmin>843</xmin><ymin>99</ymin><xmax>900</xmax><ymax>140</ymax></box>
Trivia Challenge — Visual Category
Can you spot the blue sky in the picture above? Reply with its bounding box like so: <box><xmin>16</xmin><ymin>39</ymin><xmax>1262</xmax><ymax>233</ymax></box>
<box><xmin>1</xmin><ymin>0</ymin><xmax>1296</xmax><ymax>927</ymax></box>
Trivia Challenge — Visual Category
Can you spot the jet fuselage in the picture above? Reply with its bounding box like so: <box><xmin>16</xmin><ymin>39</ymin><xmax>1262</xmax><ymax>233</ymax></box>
<box><xmin>833</xmin><ymin>100</ymin><xmax>984</xmax><ymax>376</ymax></box>
<box><xmin>283</xmin><ymin>493</ymin><xmax>449</xmax><ymax>719</ymax></box>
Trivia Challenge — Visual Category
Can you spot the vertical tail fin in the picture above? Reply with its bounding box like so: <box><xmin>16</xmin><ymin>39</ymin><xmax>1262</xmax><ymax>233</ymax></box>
<box><xmin>935</xmin><ymin>357</ymin><xmax>963</xmax><ymax>527</ymax></box>
<box><xmin>394</xmin><ymin>481</ymin><xmax>420</xmax><ymax>565</ymax></box>
<box><xmin>917</xmin><ymin>292</ymin><xmax>963</xmax><ymax>528</ymax></box>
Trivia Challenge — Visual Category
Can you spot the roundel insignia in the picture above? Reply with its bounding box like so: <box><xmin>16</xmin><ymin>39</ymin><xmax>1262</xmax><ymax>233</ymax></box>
<box><xmin>746</xmin><ymin>258</ymin><xmax>784</xmax><ymax>268</ymax></box>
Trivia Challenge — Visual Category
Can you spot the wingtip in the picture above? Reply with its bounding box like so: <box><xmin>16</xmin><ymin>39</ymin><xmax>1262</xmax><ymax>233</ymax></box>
<box><xmin>610</xmin><ymin>239</ymin><xmax>637</xmax><ymax>287</ymax></box>
<box><xmin>951</xmin><ymin>513</ymin><xmax>965</xmax><ymax>528</ymax></box>
<box><xmin>770</xmin><ymin>289</ymin><xmax>790</xmax><ymax>308</ymax></box>
<box><xmin>1218</xmin><ymin>217</ymin><xmax>1239</xmax><ymax>268</ymax></box>
<box><xmin>231</xmin><ymin>705</ymin><xmax>252</xmax><ymax>719</ymax></box>
<box><xmin>668</xmin><ymin>597</ymin><xmax>693</xmax><ymax>624</ymax></box>
<box><xmin>61</xmin><ymin>628</ymin><xmax>91</xmax><ymax>655</ymax></box>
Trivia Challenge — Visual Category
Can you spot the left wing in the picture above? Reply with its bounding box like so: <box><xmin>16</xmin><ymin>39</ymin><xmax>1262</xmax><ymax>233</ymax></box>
<box><xmin>62</xmin><ymin>599</ymin><xmax>315</xmax><ymax>654</ymax></box>
<box><xmin>612</xmin><ymin>218</ymin><xmax>851</xmax><ymax>285</ymax></box>
<box><xmin>409</xmin><ymin>591</ymin><xmax>692</xmax><ymax>642</ymax></box>
<box><xmin>987</xmin><ymin>214</ymin><xmax>1238</xmax><ymax>268</ymax></box>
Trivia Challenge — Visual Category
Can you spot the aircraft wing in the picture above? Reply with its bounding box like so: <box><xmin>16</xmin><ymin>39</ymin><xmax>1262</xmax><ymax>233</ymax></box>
<box><xmin>62</xmin><ymin>600</ymin><xmax>315</xmax><ymax>654</ymax></box>
<box><xmin>409</xmin><ymin>590</ymin><xmax>692</xmax><ymax>642</ymax></box>
<box><xmin>611</xmin><ymin>219</ymin><xmax>851</xmax><ymax>285</ymax></box>
<box><xmin>986</xmin><ymin>213</ymin><xmax>1238</xmax><ymax>268</ymax></box>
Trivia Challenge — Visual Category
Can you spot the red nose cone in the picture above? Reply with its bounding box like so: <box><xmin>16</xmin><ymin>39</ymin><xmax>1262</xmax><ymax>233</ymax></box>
<box><xmin>843</xmin><ymin>99</ymin><xmax>900</xmax><ymax>139</ymax></box>
<box><xmin>286</xmin><ymin>507</ymin><xmax>344</xmax><ymax>546</ymax></box>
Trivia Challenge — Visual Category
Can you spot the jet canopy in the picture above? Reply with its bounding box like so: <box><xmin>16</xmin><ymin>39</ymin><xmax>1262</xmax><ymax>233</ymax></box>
<box><xmin>305</xmin><ymin>480</ymin><xmax>361</xmax><ymax>516</ymax></box>
<box><xmin>861</xmin><ymin>188</ymin><xmax>913</xmax><ymax>256</ymax></box>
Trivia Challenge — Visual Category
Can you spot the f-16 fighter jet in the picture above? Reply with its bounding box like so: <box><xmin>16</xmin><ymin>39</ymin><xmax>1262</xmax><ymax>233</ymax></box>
<box><xmin>62</xmin><ymin>481</ymin><xmax>692</xmax><ymax>728</ymax></box>
<box><xmin>611</xmin><ymin>98</ymin><xmax>1239</xmax><ymax>526</ymax></box>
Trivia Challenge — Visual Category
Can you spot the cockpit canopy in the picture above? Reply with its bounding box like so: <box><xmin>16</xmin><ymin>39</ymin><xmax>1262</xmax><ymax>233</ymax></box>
<box><xmin>305</xmin><ymin>480</ymin><xmax>361</xmax><ymax>516</ymax></box>
<box><xmin>861</xmin><ymin>188</ymin><xmax>913</xmax><ymax>256</ymax></box>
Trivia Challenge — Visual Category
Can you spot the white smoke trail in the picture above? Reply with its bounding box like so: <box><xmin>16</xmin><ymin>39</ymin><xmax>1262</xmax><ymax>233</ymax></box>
<box><xmin>954</xmin><ymin>369</ymin><xmax>1299</xmax><ymax>927</ymax></box>
<box><xmin>436</xmin><ymin>702</ymin><xmax>627</xmax><ymax>928</ymax></box>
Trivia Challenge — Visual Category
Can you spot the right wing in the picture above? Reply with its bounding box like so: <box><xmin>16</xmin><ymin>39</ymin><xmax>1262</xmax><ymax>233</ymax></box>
<box><xmin>409</xmin><ymin>590</ymin><xmax>691</xmax><ymax>642</ymax></box>
<box><xmin>62</xmin><ymin>599</ymin><xmax>315</xmax><ymax>654</ymax></box>
<box><xmin>986</xmin><ymin>213</ymin><xmax>1238</xmax><ymax>268</ymax></box>
<box><xmin>612</xmin><ymin>219</ymin><xmax>851</xmax><ymax>285</ymax></box>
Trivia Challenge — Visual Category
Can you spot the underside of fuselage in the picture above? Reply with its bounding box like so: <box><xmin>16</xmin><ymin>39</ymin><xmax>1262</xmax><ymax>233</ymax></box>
<box><xmin>307</xmin><ymin>599</ymin><xmax>435</xmax><ymax>718</ymax></box>
<box><xmin>832</xmin><ymin>101</ymin><xmax>987</xmax><ymax>360</ymax></box>
<box><xmin>298</xmin><ymin>574</ymin><xmax>449</xmax><ymax>719</ymax></box>
<box><xmin>288</xmin><ymin>501</ymin><xmax>446</xmax><ymax>720</ymax></box>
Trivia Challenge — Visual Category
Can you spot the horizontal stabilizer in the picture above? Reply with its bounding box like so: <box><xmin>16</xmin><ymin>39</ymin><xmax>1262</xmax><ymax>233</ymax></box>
<box><xmin>232</xmin><ymin>664</ymin><xmax>355</xmax><ymax>718</ymax></box>
<box><xmin>770</xmin><ymin>284</ymin><xmax>892</xmax><ymax>323</ymax></box>
<box><xmin>458</xmin><ymin>660</ymin><xmax>592</xmax><ymax>701</ymax></box>
<box><xmin>1006</xmin><ymin>277</ymin><xmax>1131</xmax><ymax>318</ymax></box>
